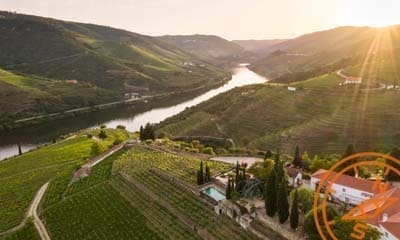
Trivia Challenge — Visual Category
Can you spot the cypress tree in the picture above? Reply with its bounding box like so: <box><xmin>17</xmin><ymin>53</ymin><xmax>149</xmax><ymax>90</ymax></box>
<box><xmin>293</xmin><ymin>145</ymin><xmax>303</xmax><ymax>168</ymax></box>
<box><xmin>18</xmin><ymin>143</ymin><xmax>22</xmax><ymax>156</ymax></box>
<box><xmin>139</xmin><ymin>126</ymin><xmax>144</xmax><ymax>141</ymax></box>
<box><xmin>290</xmin><ymin>190</ymin><xmax>299</xmax><ymax>229</ymax></box>
<box><xmin>199</xmin><ymin>161</ymin><xmax>204</xmax><ymax>184</ymax></box>
<box><xmin>388</xmin><ymin>147</ymin><xmax>400</xmax><ymax>181</ymax></box>
<box><xmin>274</xmin><ymin>149</ymin><xmax>284</xmax><ymax>183</ymax></box>
<box><xmin>340</xmin><ymin>144</ymin><xmax>357</xmax><ymax>176</ymax></box>
<box><xmin>277</xmin><ymin>178</ymin><xmax>289</xmax><ymax>223</ymax></box>
<box><xmin>235</xmin><ymin>161</ymin><xmax>240</xmax><ymax>191</ymax></box>
<box><xmin>265</xmin><ymin>169</ymin><xmax>278</xmax><ymax>217</ymax></box>
<box><xmin>205</xmin><ymin>164</ymin><xmax>210</xmax><ymax>182</ymax></box>
<box><xmin>265</xmin><ymin>150</ymin><xmax>272</xmax><ymax>160</ymax></box>
<box><xmin>226</xmin><ymin>178</ymin><xmax>232</xmax><ymax>199</ymax></box>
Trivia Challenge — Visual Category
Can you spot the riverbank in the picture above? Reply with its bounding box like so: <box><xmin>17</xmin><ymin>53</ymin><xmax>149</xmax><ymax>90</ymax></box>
<box><xmin>1</xmin><ymin>77</ymin><xmax>229</xmax><ymax>133</ymax></box>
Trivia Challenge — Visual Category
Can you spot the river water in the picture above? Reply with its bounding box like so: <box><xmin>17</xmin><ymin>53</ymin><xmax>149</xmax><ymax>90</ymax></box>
<box><xmin>0</xmin><ymin>65</ymin><xmax>267</xmax><ymax>160</ymax></box>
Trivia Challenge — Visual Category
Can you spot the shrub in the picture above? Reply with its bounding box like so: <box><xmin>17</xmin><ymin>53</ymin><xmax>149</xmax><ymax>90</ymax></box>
<box><xmin>100</xmin><ymin>124</ymin><xmax>106</xmax><ymax>129</ymax></box>
<box><xmin>189</xmin><ymin>148</ymin><xmax>199</xmax><ymax>153</ymax></box>
<box><xmin>202</xmin><ymin>147</ymin><xmax>215</xmax><ymax>155</ymax></box>
<box><xmin>113</xmin><ymin>138</ymin><xmax>123</xmax><ymax>145</ymax></box>
<box><xmin>98</xmin><ymin>130</ymin><xmax>107</xmax><ymax>139</ymax></box>
<box><xmin>87</xmin><ymin>134</ymin><xmax>93</xmax><ymax>139</ymax></box>
<box><xmin>116</xmin><ymin>125</ymin><xmax>126</xmax><ymax>130</ymax></box>
<box><xmin>145</xmin><ymin>139</ymin><xmax>153</xmax><ymax>145</ymax></box>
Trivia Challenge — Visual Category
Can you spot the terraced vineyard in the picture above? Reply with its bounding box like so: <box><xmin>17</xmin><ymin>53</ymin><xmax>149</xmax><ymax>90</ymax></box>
<box><xmin>0</xmin><ymin>221</ymin><xmax>40</xmax><ymax>240</ymax></box>
<box><xmin>37</xmin><ymin>145</ymin><xmax>257</xmax><ymax>239</ymax></box>
<box><xmin>0</xmin><ymin>128</ymin><xmax>129</xmax><ymax>233</ymax></box>
<box><xmin>113</xmin><ymin>146</ymin><xmax>231</xmax><ymax>184</ymax></box>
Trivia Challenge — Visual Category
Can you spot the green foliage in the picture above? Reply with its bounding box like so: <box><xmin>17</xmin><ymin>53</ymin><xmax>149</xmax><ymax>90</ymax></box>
<box><xmin>100</xmin><ymin>124</ymin><xmax>107</xmax><ymax>129</ymax></box>
<box><xmin>0</xmin><ymin>128</ymin><xmax>129</xmax><ymax>231</ymax></box>
<box><xmin>140</xmin><ymin>123</ymin><xmax>155</xmax><ymax>141</ymax></box>
<box><xmin>248</xmin><ymin>159</ymin><xmax>274</xmax><ymax>181</ymax></box>
<box><xmin>2</xmin><ymin>220</ymin><xmax>40</xmax><ymax>240</ymax></box>
<box><xmin>201</xmin><ymin>147</ymin><xmax>215</xmax><ymax>155</ymax></box>
<box><xmin>277</xmin><ymin>179</ymin><xmax>289</xmax><ymax>223</ymax></box>
<box><xmin>42</xmin><ymin>183</ymin><xmax>162</xmax><ymax>240</ymax></box>
<box><xmin>310</xmin><ymin>154</ymin><xmax>340</xmax><ymax>173</ymax></box>
<box><xmin>265</xmin><ymin>150</ymin><xmax>272</xmax><ymax>160</ymax></box>
<box><xmin>303</xmin><ymin>205</ymin><xmax>338</xmax><ymax>240</ymax></box>
<box><xmin>91</xmin><ymin>142</ymin><xmax>101</xmax><ymax>155</ymax></box>
<box><xmin>290</xmin><ymin>187</ymin><xmax>314</xmax><ymax>214</ymax></box>
<box><xmin>98</xmin><ymin>130</ymin><xmax>107</xmax><ymax>139</ymax></box>
<box><xmin>293</xmin><ymin>145</ymin><xmax>303</xmax><ymax>168</ymax></box>
<box><xmin>338</xmin><ymin>144</ymin><xmax>357</xmax><ymax>176</ymax></box>
<box><xmin>265</xmin><ymin>169</ymin><xmax>278</xmax><ymax>217</ymax></box>
<box><xmin>387</xmin><ymin>147</ymin><xmax>400</xmax><ymax>181</ymax></box>
<box><xmin>332</xmin><ymin>218</ymin><xmax>381</xmax><ymax>240</ymax></box>
<box><xmin>226</xmin><ymin>178</ymin><xmax>232</xmax><ymax>200</ymax></box>
<box><xmin>290</xmin><ymin>190</ymin><xmax>299</xmax><ymax>230</ymax></box>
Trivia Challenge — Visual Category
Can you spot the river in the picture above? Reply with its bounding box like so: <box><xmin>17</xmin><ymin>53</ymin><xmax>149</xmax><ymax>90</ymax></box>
<box><xmin>0</xmin><ymin>64</ymin><xmax>268</xmax><ymax>160</ymax></box>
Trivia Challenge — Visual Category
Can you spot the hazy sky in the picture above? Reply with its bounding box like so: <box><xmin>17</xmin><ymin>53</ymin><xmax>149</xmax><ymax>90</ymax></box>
<box><xmin>1</xmin><ymin>0</ymin><xmax>400</xmax><ymax>40</ymax></box>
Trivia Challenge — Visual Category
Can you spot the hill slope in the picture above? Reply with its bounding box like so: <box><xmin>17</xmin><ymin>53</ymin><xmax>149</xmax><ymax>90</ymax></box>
<box><xmin>233</xmin><ymin>39</ymin><xmax>287</xmax><ymax>57</ymax></box>
<box><xmin>0</xmin><ymin>11</ymin><xmax>228</xmax><ymax>121</ymax></box>
<box><xmin>250</xmin><ymin>26</ymin><xmax>400</xmax><ymax>84</ymax></box>
<box><xmin>157</xmin><ymin>73</ymin><xmax>400</xmax><ymax>154</ymax></box>
<box><xmin>158</xmin><ymin>35</ymin><xmax>249</xmax><ymax>66</ymax></box>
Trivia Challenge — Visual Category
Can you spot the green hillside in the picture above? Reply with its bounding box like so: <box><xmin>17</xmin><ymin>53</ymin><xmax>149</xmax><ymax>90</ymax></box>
<box><xmin>158</xmin><ymin>35</ymin><xmax>249</xmax><ymax>66</ymax></box>
<box><xmin>157</xmin><ymin>73</ymin><xmax>400</xmax><ymax>155</ymax></box>
<box><xmin>249</xmin><ymin>26</ymin><xmax>400</xmax><ymax>84</ymax></box>
<box><xmin>0</xmin><ymin>11</ymin><xmax>228</xmax><ymax>121</ymax></box>
<box><xmin>232</xmin><ymin>39</ymin><xmax>287</xmax><ymax>58</ymax></box>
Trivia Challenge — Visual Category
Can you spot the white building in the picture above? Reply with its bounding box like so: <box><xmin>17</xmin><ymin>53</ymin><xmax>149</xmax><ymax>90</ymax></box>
<box><xmin>311</xmin><ymin>169</ymin><xmax>400</xmax><ymax>240</ymax></box>
<box><xmin>288</xmin><ymin>86</ymin><xmax>296</xmax><ymax>92</ymax></box>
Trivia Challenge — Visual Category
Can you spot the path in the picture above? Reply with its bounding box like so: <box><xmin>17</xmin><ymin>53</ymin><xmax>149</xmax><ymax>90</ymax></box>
<box><xmin>72</xmin><ymin>143</ymin><xmax>124</xmax><ymax>182</ymax></box>
<box><xmin>30</xmin><ymin>183</ymin><xmax>51</xmax><ymax>240</ymax></box>
<box><xmin>0</xmin><ymin>182</ymin><xmax>50</xmax><ymax>240</ymax></box>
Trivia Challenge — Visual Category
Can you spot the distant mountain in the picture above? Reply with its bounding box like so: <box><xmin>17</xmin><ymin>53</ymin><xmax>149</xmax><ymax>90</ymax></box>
<box><xmin>232</xmin><ymin>39</ymin><xmax>287</xmax><ymax>57</ymax></box>
<box><xmin>249</xmin><ymin>26</ymin><xmax>393</xmax><ymax>82</ymax></box>
<box><xmin>0</xmin><ymin>11</ymin><xmax>228</xmax><ymax>122</ymax></box>
<box><xmin>158</xmin><ymin>35</ymin><xmax>249</xmax><ymax>66</ymax></box>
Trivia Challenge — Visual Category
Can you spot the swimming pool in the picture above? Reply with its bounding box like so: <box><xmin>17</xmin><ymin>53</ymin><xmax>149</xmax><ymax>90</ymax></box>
<box><xmin>202</xmin><ymin>187</ymin><xmax>226</xmax><ymax>201</ymax></box>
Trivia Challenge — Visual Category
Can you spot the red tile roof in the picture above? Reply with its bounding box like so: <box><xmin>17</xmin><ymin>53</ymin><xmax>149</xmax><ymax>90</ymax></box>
<box><xmin>312</xmin><ymin>169</ymin><xmax>382</xmax><ymax>193</ymax></box>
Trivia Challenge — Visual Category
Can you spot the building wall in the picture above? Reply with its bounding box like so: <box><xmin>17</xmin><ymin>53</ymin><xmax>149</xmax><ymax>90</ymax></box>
<box><xmin>380</xmin><ymin>225</ymin><xmax>399</xmax><ymax>240</ymax></box>
<box><xmin>310</xmin><ymin>177</ymin><xmax>373</xmax><ymax>205</ymax></box>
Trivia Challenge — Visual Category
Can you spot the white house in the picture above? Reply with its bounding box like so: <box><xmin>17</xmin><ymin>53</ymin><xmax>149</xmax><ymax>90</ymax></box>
<box><xmin>285</xmin><ymin>166</ymin><xmax>303</xmax><ymax>187</ymax></box>
<box><xmin>311</xmin><ymin>169</ymin><xmax>378</xmax><ymax>205</ymax></box>
<box><xmin>288</xmin><ymin>86</ymin><xmax>296</xmax><ymax>92</ymax></box>
<box><xmin>344</xmin><ymin>76</ymin><xmax>362</xmax><ymax>85</ymax></box>
<box><xmin>311</xmin><ymin>169</ymin><xmax>400</xmax><ymax>240</ymax></box>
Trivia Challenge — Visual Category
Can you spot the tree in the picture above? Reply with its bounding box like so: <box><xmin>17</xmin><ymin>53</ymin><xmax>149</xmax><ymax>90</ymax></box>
<box><xmin>387</xmin><ymin>147</ymin><xmax>400</xmax><ymax>181</ymax></box>
<box><xmin>139</xmin><ymin>126</ymin><xmax>144</xmax><ymax>141</ymax></box>
<box><xmin>290</xmin><ymin>190</ymin><xmax>299</xmax><ymax>230</ymax></box>
<box><xmin>340</xmin><ymin>144</ymin><xmax>357</xmax><ymax>176</ymax></box>
<box><xmin>332</xmin><ymin>218</ymin><xmax>381</xmax><ymax>240</ymax></box>
<box><xmin>265</xmin><ymin>150</ymin><xmax>272</xmax><ymax>160</ymax></box>
<box><xmin>141</xmin><ymin>123</ymin><xmax>155</xmax><ymax>141</ymax></box>
<box><xmin>91</xmin><ymin>143</ymin><xmax>101</xmax><ymax>156</ymax></box>
<box><xmin>235</xmin><ymin>161</ymin><xmax>240</xmax><ymax>191</ymax></box>
<box><xmin>18</xmin><ymin>143</ymin><xmax>22</xmax><ymax>156</ymax></box>
<box><xmin>205</xmin><ymin>164</ymin><xmax>210</xmax><ymax>182</ymax></box>
<box><xmin>98</xmin><ymin>130</ymin><xmax>107</xmax><ymax>139</ymax></box>
<box><xmin>274</xmin><ymin>149</ymin><xmax>285</xmax><ymax>183</ymax></box>
<box><xmin>303</xmin><ymin>206</ymin><xmax>338</xmax><ymax>240</ymax></box>
<box><xmin>293</xmin><ymin>145</ymin><xmax>303</xmax><ymax>168</ymax></box>
<box><xmin>290</xmin><ymin>188</ymin><xmax>314</xmax><ymax>214</ymax></box>
<box><xmin>277</xmin><ymin>178</ymin><xmax>289</xmax><ymax>223</ymax></box>
<box><xmin>265</xmin><ymin>169</ymin><xmax>278</xmax><ymax>217</ymax></box>
<box><xmin>226</xmin><ymin>178</ymin><xmax>232</xmax><ymax>199</ymax></box>
<box><xmin>199</xmin><ymin>161</ymin><xmax>204</xmax><ymax>184</ymax></box>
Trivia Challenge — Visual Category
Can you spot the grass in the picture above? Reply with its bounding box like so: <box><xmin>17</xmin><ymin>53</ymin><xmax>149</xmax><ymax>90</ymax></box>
<box><xmin>157</xmin><ymin>73</ymin><xmax>400</xmax><ymax>155</ymax></box>
<box><xmin>0</xmin><ymin>128</ymin><xmax>129</xmax><ymax>232</ymax></box>
<box><xmin>0</xmin><ymin>220</ymin><xmax>40</xmax><ymax>240</ymax></box>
